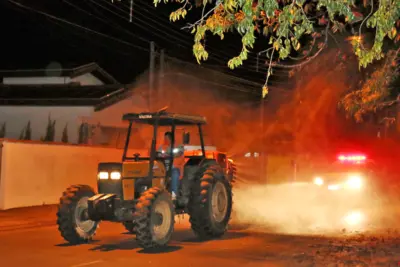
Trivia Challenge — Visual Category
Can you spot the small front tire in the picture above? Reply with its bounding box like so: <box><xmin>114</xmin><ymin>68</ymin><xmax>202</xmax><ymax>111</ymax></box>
<box><xmin>56</xmin><ymin>185</ymin><xmax>99</xmax><ymax>244</ymax></box>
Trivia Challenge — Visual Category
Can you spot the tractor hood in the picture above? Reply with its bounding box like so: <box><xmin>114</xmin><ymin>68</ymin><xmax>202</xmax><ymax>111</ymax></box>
<box><xmin>122</xmin><ymin>161</ymin><xmax>166</xmax><ymax>178</ymax></box>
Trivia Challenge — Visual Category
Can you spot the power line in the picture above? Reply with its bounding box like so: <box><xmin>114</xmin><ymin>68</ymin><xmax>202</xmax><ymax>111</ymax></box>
<box><xmin>135</xmin><ymin>0</ymin><xmax>262</xmax><ymax>63</ymax></box>
<box><xmin>62</xmin><ymin>0</ymin><xmax>150</xmax><ymax>45</ymax></box>
<box><xmin>162</xmin><ymin>72</ymin><xmax>259</xmax><ymax>94</ymax></box>
<box><xmin>126</xmin><ymin>2</ymin><xmax>290</xmax><ymax>76</ymax></box>
<box><xmin>3</xmin><ymin>1</ymin><xmax>260</xmax><ymax>86</ymax></box>
<box><xmin>164</xmin><ymin>56</ymin><xmax>267</xmax><ymax>88</ymax></box>
<box><xmin>6</xmin><ymin>0</ymin><xmax>283</xmax><ymax>89</ymax></box>
<box><xmin>89</xmin><ymin>0</ymin><xmax>192</xmax><ymax>50</ymax></box>
<box><xmin>61</xmin><ymin>0</ymin><xmax>279</xmax><ymax>78</ymax></box>
<box><xmin>7</xmin><ymin>0</ymin><xmax>150</xmax><ymax>52</ymax></box>
<box><xmin>91</xmin><ymin>0</ymin><xmax>234</xmax><ymax>65</ymax></box>
<box><xmin>76</xmin><ymin>1</ymin><xmax>283</xmax><ymax>82</ymax></box>
<box><xmin>121</xmin><ymin>0</ymin><xmax>260</xmax><ymax>63</ymax></box>
<box><xmin>89</xmin><ymin>1</ymin><xmax>286</xmax><ymax>78</ymax></box>
<box><xmin>96</xmin><ymin>0</ymin><xmax>270</xmax><ymax>72</ymax></box>
<box><xmin>44</xmin><ymin>17</ymin><xmax>139</xmax><ymax>57</ymax></box>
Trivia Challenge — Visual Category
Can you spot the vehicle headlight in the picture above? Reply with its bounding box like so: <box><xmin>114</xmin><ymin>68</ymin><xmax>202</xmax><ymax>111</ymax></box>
<box><xmin>110</xmin><ymin>171</ymin><xmax>121</xmax><ymax>180</ymax></box>
<box><xmin>346</xmin><ymin>175</ymin><xmax>363</xmax><ymax>189</ymax></box>
<box><xmin>98</xmin><ymin>171</ymin><xmax>109</xmax><ymax>180</ymax></box>
<box><xmin>314</xmin><ymin>177</ymin><xmax>324</xmax><ymax>186</ymax></box>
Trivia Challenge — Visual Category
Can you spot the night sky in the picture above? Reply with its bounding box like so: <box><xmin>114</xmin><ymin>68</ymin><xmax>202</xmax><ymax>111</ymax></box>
<box><xmin>1</xmin><ymin>0</ymin><xmax>278</xmax><ymax>85</ymax></box>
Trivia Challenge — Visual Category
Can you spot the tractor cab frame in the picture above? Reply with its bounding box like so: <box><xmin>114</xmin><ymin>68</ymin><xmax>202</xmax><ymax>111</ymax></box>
<box><xmin>121</xmin><ymin>110</ymin><xmax>207</xmax><ymax>183</ymax></box>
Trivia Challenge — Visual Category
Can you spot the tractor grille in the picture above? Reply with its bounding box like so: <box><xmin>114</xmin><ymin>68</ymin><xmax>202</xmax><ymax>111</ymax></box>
<box><xmin>98</xmin><ymin>180</ymin><xmax>123</xmax><ymax>199</ymax></box>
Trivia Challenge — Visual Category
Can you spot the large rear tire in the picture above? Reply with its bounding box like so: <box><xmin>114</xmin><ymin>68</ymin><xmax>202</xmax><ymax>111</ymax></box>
<box><xmin>56</xmin><ymin>185</ymin><xmax>99</xmax><ymax>244</ymax></box>
<box><xmin>134</xmin><ymin>187</ymin><xmax>175</xmax><ymax>249</ymax></box>
<box><xmin>188</xmin><ymin>164</ymin><xmax>233</xmax><ymax>239</ymax></box>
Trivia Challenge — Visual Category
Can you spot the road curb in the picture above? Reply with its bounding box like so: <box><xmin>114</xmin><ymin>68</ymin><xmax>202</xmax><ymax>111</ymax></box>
<box><xmin>0</xmin><ymin>220</ymin><xmax>55</xmax><ymax>232</ymax></box>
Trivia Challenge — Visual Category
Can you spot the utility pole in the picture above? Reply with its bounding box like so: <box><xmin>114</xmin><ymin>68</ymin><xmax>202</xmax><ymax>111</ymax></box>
<box><xmin>260</xmin><ymin>98</ymin><xmax>266</xmax><ymax>182</ymax></box>
<box><xmin>149</xmin><ymin>41</ymin><xmax>155</xmax><ymax>111</ymax></box>
<box><xmin>159</xmin><ymin>49</ymin><xmax>165</xmax><ymax>98</ymax></box>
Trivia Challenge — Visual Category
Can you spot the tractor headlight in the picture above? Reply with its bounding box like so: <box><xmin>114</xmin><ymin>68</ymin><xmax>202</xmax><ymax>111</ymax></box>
<box><xmin>346</xmin><ymin>175</ymin><xmax>363</xmax><ymax>189</ymax></box>
<box><xmin>98</xmin><ymin>171</ymin><xmax>109</xmax><ymax>180</ymax></box>
<box><xmin>313</xmin><ymin>177</ymin><xmax>324</xmax><ymax>186</ymax></box>
<box><xmin>110</xmin><ymin>171</ymin><xmax>121</xmax><ymax>180</ymax></box>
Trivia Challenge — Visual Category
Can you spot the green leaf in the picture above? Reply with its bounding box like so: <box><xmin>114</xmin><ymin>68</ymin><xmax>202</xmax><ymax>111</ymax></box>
<box><xmin>153</xmin><ymin>0</ymin><xmax>162</xmax><ymax>7</ymax></box>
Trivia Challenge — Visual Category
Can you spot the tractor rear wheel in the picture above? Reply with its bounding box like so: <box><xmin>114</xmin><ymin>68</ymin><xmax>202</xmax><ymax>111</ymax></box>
<box><xmin>56</xmin><ymin>185</ymin><xmax>99</xmax><ymax>244</ymax></box>
<box><xmin>122</xmin><ymin>221</ymin><xmax>136</xmax><ymax>234</ymax></box>
<box><xmin>134</xmin><ymin>187</ymin><xmax>175</xmax><ymax>249</ymax></box>
<box><xmin>188</xmin><ymin>164</ymin><xmax>233</xmax><ymax>239</ymax></box>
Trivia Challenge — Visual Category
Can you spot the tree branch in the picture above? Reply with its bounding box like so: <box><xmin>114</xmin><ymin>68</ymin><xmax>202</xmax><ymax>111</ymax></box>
<box><xmin>269</xmin><ymin>22</ymin><xmax>330</xmax><ymax>69</ymax></box>
<box><xmin>358</xmin><ymin>0</ymin><xmax>374</xmax><ymax>50</ymax></box>
<box><xmin>181</xmin><ymin>1</ymin><xmax>220</xmax><ymax>30</ymax></box>
<box><xmin>288</xmin><ymin>34</ymin><xmax>317</xmax><ymax>61</ymax></box>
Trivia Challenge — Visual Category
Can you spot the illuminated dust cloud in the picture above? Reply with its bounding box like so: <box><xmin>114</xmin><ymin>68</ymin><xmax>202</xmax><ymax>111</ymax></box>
<box><xmin>231</xmin><ymin>182</ymin><xmax>400</xmax><ymax>236</ymax></box>
<box><xmin>227</xmin><ymin>49</ymin><xmax>400</xmax><ymax>237</ymax></box>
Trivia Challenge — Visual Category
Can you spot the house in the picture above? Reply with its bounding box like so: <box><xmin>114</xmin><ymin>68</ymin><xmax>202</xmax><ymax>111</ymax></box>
<box><xmin>0</xmin><ymin>63</ymin><xmax>132</xmax><ymax>143</ymax></box>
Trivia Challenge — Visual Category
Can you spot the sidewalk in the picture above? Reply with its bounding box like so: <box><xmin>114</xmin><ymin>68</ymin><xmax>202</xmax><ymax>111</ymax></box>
<box><xmin>0</xmin><ymin>205</ymin><xmax>57</xmax><ymax>232</ymax></box>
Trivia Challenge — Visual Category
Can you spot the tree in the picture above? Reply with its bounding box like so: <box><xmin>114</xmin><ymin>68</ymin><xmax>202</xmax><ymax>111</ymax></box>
<box><xmin>61</xmin><ymin>123</ymin><xmax>69</xmax><ymax>143</ymax></box>
<box><xmin>0</xmin><ymin>122</ymin><xmax>6</xmax><ymax>138</ymax></box>
<box><xmin>146</xmin><ymin>0</ymin><xmax>399</xmax><ymax>98</ymax></box>
<box><xmin>19</xmin><ymin>127</ymin><xmax>25</xmax><ymax>140</ymax></box>
<box><xmin>78</xmin><ymin>123</ymin><xmax>88</xmax><ymax>144</ymax></box>
<box><xmin>78</xmin><ymin>123</ymin><xmax>84</xmax><ymax>144</ymax></box>
<box><xmin>24</xmin><ymin>121</ymin><xmax>32</xmax><ymax>140</ymax></box>
<box><xmin>340</xmin><ymin>48</ymin><xmax>400</xmax><ymax>122</ymax></box>
<box><xmin>43</xmin><ymin>115</ymin><xmax>56</xmax><ymax>142</ymax></box>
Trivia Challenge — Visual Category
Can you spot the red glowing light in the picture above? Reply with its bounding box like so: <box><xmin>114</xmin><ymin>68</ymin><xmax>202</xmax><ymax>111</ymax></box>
<box><xmin>338</xmin><ymin>154</ymin><xmax>366</xmax><ymax>162</ymax></box>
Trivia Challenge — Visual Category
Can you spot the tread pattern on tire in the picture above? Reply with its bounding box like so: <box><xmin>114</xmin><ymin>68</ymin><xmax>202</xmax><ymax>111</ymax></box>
<box><xmin>56</xmin><ymin>184</ymin><xmax>98</xmax><ymax>244</ymax></box>
<box><xmin>229</xmin><ymin>161</ymin><xmax>237</xmax><ymax>184</ymax></box>
<box><xmin>188</xmin><ymin>163</ymin><xmax>233</xmax><ymax>239</ymax></box>
<box><xmin>134</xmin><ymin>187</ymin><xmax>174</xmax><ymax>249</ymax></box>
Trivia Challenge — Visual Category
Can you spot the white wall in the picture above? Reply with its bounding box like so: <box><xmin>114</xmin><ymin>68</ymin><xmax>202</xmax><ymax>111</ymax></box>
<box><xmin>0</xmin><ymin>106</ymin><xmax>94</xmax><ymax>143</ymax></box>
<box><xmin>3</xmin><ymin>73</ymin><xmax>104</xmax><ymax>86</ymax></box>
<box><xmin>0</xmin><ymin>140</ymin><xmax>147</xmax><ymax>210</ymax></box>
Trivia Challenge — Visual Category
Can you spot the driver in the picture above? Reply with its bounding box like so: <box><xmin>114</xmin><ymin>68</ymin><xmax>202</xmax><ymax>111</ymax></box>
<box><xmin>158</xmin><ymin>131</ymin><xmax>185</xmax><ymax>200</ymax></box>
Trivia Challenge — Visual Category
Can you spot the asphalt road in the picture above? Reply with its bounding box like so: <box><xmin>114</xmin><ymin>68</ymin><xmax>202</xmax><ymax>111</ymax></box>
<box><xmin>2</xmin><ymin>217</ymin><xmax>400</xmax><ymax>267</ymax></box>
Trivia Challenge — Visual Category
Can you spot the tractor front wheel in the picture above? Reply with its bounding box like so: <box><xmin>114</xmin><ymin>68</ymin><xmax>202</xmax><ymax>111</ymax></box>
<box><xmin>56</xmin><ymin>185</ymin><xmax>99</xmax><ymax>244</ymax></box>
<box><xmin>188</xmin><ymin>164</ymin><xmax>233</xmax><ymax>239</ymax></box>
<box><xmin>134</xmin><ymin>187</ymin><xmax>175</xmax><ymax>249</ymax></box>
